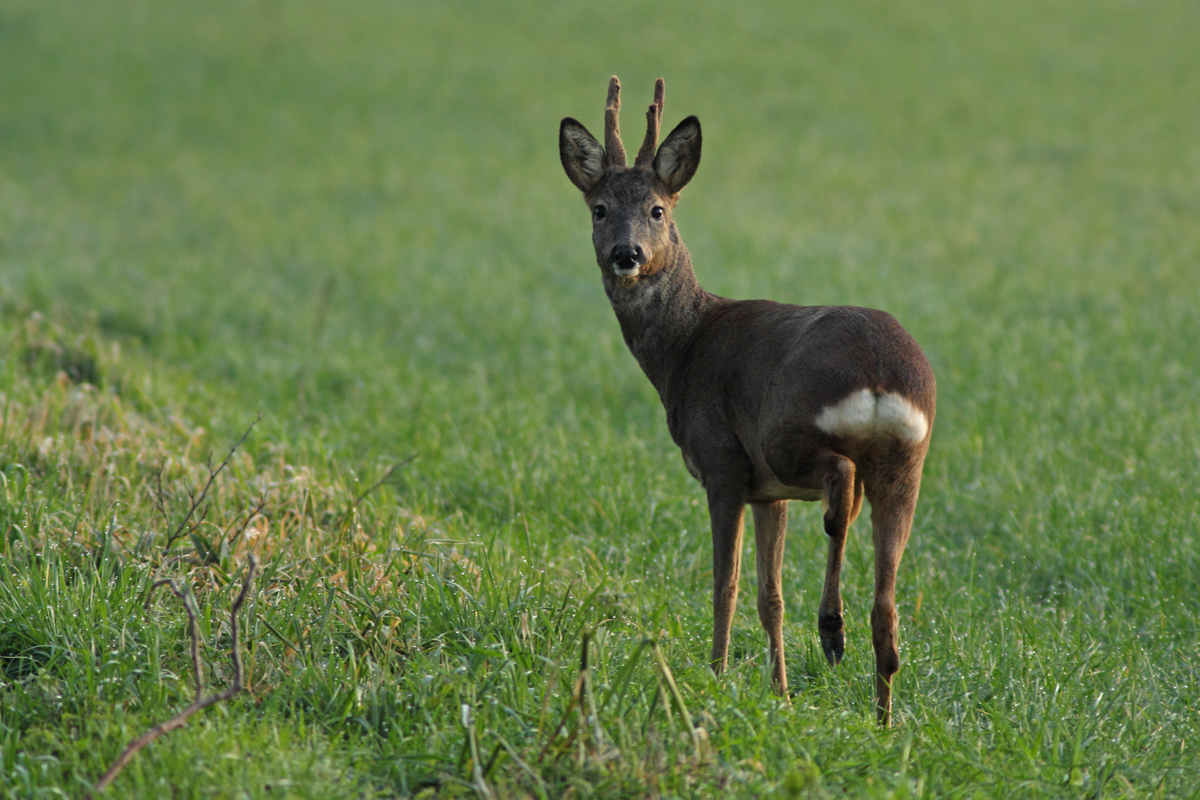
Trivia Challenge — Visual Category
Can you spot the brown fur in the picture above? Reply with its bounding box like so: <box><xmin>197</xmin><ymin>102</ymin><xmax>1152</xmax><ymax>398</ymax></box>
<box><xmin>558</xmin><ymin>77</ymin><xmax>936</xmax><ymax>725</ymax></box>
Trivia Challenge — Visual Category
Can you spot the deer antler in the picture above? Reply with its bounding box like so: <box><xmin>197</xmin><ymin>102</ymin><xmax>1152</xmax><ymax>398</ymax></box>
<box><xmin>604</xmin><ymin>76</ymin><xmax>627</xmax><ymax>168</ymax></box>
<box><xmin>634</xmin><ymin>78</ymin><xmax>665</xmax><ymax>169</ymax></box>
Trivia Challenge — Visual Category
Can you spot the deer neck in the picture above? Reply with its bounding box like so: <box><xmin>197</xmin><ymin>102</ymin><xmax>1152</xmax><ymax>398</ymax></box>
<box><xmin>603</xmin><ymin>242</ymin><xmax>716</xmax><ymax>396</ymax></box>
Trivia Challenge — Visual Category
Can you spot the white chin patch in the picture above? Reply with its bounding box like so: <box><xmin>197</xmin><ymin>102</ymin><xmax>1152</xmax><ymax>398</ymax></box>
<box><xmin>815</xmin><ymin>389</ymin><xmax>929</xmax><ymax>444</ymax></box>
<box><xmin>612</xmin><ymin>265</ymin><xmax>641</xmax><ymax>279</ymax></box>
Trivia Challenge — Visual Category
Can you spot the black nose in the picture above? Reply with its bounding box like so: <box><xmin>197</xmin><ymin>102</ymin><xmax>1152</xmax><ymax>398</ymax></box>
<box><xmin>609</xmin><ymin>244</ymin><xmax>644</xmax><ymax>271</ymax></box>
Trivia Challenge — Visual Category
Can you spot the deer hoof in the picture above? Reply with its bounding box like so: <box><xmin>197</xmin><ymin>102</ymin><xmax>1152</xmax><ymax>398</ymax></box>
<box><xmin>820</xmin><ymin>631</ymin><xmax>845</xmax><ymax>666</ymax></box>
<box><xmin>818</xmin><ymin>613</ymin><xmax>845</xmax><ymax>665</ymax></box>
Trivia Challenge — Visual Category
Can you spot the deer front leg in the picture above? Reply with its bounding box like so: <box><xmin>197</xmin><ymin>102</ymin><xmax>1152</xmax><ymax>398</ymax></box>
<box><xmin>752</xmin><ymin>500</ymin><xmax>788</xmax><ymax>694</ymax></box>
<box><xmin>818</xmin><ymin>454</ymin><xmax>856</xmax><ymax>666</ymax></box>
<box><xmin>708</xmin><ymin>488</ymin><xmax>746</xmax><ymax>675</ymax></box>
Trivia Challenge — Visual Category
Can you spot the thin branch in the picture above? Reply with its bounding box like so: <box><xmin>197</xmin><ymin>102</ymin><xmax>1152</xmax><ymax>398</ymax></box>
<box><xmin>88</xmin><ymin>556</ymin><xmax>259</xmax><ymax>797</ymax></box>
<box><xmin>162</xmin><ymin>414</ymin><xmax>261</xmax><ymax>552</ymax></box>
<box><xmin>351</xmin><ymin>453</ymin><xmax>419</xmax><ymax>510</ymax></box>
<box><xmin>151</xmin><ymin>460</ymin><xmax>172</xmax><ymax>530</ymax></box>
<box><xmin>225</xmin><ymin>493</ymin><xmax>268</xmax><ymax>548</ymax></box>
<box><xmin>537</xmin><ymin>632</ymin><xmax>592</xmax><ymax>765</ymax></box>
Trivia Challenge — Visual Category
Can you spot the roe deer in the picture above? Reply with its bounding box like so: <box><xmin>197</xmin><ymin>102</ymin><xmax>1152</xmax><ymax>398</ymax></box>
<box><xmin>559</xmin><ymin>77</ymin><xmax>936</xmax><ymax>725</ymax></box>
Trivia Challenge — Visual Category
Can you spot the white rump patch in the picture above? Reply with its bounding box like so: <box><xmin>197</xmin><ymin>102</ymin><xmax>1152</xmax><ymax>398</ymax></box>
<box><xmin>814</xmin><ymin>389</ymin><xmax>928</xmax><ymax>443</ymax></box>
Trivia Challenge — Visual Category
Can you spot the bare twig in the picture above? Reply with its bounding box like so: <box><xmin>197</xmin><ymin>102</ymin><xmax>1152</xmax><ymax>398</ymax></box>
<box><xmin>579</xmin><ymin>632</ymin><xmax>609</xmax><ymax>751</ymax></box>
<box><xmin>351</xmin><ymin>453</ymin><xmax>419</xmax><ymax>510</ymax></box>
<box><xmin>161</xmin><ymin>415</ymin><xmax>261</xmax><ymax>552</ymax></box>
<box><xmin>536</xmin><ymin>632</ymin><xmax>594</xmax><ymax>766</ymax></box>
<box><xmin>537</xmin><ymin>673</ymin><xmax>584</xmax><ymax>764</ymax></box>
<box><xmin>151</xmin><ymin>460</ymin><xmax>174</xmax><ymax>533</ymax></box>
<box><xmin>87</xmin><ymin>556</ymin><xmax>259</xmax><ymax>797</ymax></box>
<box><xmin>225</xmin><ymin>492</ymin><xmax>268</xmax><ymax>548</ymax></box>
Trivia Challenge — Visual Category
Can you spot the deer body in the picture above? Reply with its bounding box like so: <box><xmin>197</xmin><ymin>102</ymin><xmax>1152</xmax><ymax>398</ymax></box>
<box><xmin>560</xmin><ymin>78</ymin><xmax>935</xmax><ymax>725</ymax></box>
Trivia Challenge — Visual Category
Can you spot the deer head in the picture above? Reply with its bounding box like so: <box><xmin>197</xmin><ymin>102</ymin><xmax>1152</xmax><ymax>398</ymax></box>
<box><xmin>559</xmin><ymin>77</ymin><xmax>702</xmax><ymax>283</ymax></box>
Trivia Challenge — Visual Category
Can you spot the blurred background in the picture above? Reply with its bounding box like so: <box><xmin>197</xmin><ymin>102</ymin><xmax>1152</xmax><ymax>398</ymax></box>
<box><xmin>2</xmin><ymin>1</ymin><xmax>1199</xmax><ymax>794</ymax></box>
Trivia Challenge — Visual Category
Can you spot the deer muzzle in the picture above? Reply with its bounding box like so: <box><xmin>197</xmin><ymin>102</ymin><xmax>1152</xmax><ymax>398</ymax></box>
<box><xmin>609</xmin><ymin>244</ymin><xmax>647</xmax><ymax>277</ymax></box>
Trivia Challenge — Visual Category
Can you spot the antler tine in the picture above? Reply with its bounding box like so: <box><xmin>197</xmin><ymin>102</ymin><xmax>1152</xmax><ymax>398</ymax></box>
<box><xmin>634</xmin><ymin>78</ymin><xmax>666</xmax><ymax>168</ymax></box>
<box><xmin>604</xmin><ymin>76</ymin><xmax>627</xmax><ymax>168</ymax></box>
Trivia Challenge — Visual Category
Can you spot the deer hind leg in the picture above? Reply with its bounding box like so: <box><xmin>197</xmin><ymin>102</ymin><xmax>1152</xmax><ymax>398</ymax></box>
<box><xmin>818</xmin><ymin>453</ymin><xmax>856</xmax><ymax>666</ymax></box>
<box><xmin>708</xmin><ymin>488</ymin><xmax>746</xmax><ymax>675</ymax></box>
<box><xmin>751</xmin><ymin>500</ymin><xmax>788</xmax><ymax>695</ymax></box>
<box><xmin>850</xmin><ymin>475</ymin><xmax>865</xmax><ymax>524</ymax></box>
<box><xmin>867</xmin><ymin>464</ymin><xmax>923</xmax><ymax>727</ymax></box>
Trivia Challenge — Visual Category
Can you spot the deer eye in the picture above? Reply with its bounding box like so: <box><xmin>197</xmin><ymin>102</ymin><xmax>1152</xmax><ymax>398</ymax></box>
<box><xmin>651</xmin><ymin>206</ymin><xmax>665</xmax><ymax>220</ymax></box>
<box><xmin>593</xmin><ymin>205</ymin><xmax>607</xmax><ymax>222</ymax></box>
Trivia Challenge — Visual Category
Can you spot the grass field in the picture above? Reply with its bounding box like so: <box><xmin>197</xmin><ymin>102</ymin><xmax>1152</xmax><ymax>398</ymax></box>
<box><xmin>2</xmin><ymin>0</ymin><xmax>1199</xmax><ymax>796</ymax></box>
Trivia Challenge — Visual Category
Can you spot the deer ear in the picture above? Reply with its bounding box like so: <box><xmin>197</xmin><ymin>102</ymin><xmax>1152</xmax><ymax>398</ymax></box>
<box><xmin>653</xmin><ymin>116</ymin><xmax>701</xmax><ymax>193</ymax></box>
<box><xmin>560</xmin><ymin>118</ymin><xmax>606</xmax><ymax>193</ymax></box>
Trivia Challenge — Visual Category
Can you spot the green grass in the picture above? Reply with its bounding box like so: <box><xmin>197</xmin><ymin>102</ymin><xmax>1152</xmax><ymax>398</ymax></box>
<box><xmin>2</xmin><ymin>0</ymin><xmax>1199</xmax><ymax>796</ymax></box>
